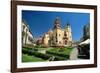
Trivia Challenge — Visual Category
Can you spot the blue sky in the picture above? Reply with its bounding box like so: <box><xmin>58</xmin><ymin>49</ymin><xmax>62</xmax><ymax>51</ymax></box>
<box><xmin>22</xmin><ymin>10</ymin><xmax>90</xmax><ymax>41</ymax></box>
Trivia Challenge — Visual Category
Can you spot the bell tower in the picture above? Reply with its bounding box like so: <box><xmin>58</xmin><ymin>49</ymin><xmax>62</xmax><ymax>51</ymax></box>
<box><xmin>54</xmin><ymin>17</ymin><xmax>61</xmax><ymax>29</ymax></box>
<box><xmin>53</xmin><ymin>17</ymin><xmax>64</xmax><ymax>46</ymax></box>
<box><xmin>64</xmin><ymin>22</ymin><xmax>72</xmax><ymax>45</ymax></box>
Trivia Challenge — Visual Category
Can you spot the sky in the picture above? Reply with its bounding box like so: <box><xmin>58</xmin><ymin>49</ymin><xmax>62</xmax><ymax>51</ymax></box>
<box><xmin>22</xmin><ymin>10</ymin><xmax>90</xmax><ymax>41</ymax></box>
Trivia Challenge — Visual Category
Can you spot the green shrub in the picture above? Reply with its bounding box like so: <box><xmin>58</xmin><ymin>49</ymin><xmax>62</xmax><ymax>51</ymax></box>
<box><xmin>22</xmin><ymin>47</ymin><xmax>73</xmax><ymax>61</ymax></box>
<box><xmin>46</xmin><ymin>51</ymin><xmax>69</xmax><ymax>58</ymax></box>
<box><xmin>34</xmin><ymin>48</ymin><xmax>38</xmax><ymax>51</ymax></box>
<box><xmin>23</xmin><ymin>47</ymin><xmax>32</xmax><ymax>50</ymax></box>
<box><xmin>46</xmin><ymin>47</ymin><xmax>73</xmax><ymax>59</ymax></box>
<box><xmin>22</xmin><ymin>48</ymin><xmax>29</xmax><ymax>54</ymax></box>
<box><xmin>22</xmin><ymin>48</ymin><xmax>52</xmax><ymax>60</ymax></box>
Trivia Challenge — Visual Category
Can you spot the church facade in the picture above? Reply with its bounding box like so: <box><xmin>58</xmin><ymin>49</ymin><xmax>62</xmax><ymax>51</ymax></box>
<box><xmin>42</xmin><ymin>17</ymin><xmax>72</xmax><ymax>47</ymax></box>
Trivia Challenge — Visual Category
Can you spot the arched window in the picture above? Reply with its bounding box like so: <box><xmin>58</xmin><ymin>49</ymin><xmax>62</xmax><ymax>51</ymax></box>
<box><xmin>64</xmin><ymin>31</ymin><xmax>67</xmax><ymax>36</ymax></box>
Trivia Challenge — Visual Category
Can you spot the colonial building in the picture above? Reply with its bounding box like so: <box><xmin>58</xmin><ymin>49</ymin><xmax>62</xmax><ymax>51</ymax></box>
<box><xmin>42</xmin><ymin>17</ymin><xmax>72</xmax><ymax>47</ymax></box>
<box><xmin>22</xmin><ymin>20</ymin><xmax>34</xmax><ymax>46</ymax></box>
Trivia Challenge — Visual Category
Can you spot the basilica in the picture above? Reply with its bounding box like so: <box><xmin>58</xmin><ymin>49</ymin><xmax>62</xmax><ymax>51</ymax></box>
<box><xmin>42</xmin><ymin>17</ymin><xmax>73</xmax><ymax>47</ymax></box>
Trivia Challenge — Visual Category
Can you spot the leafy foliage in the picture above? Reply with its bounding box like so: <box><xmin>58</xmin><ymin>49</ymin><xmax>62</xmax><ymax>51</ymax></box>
<box><xmin>22</xmin><ymin>47</ymin><xmax>73</xmax><ymax>62</ymax></box>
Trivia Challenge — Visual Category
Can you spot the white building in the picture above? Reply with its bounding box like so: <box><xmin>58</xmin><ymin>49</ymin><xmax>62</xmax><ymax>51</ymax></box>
<box><xmin>22</xmin><ymin>20</ymin><xmax>34</xmax><ymax>46</ymax></box>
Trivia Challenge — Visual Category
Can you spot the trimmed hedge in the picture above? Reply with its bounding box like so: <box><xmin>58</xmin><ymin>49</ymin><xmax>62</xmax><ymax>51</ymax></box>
<box><xmin>23</xmin><ymin>47</ymin><xmax>32</xmax><ymax>50</ymax></box>
<box><xmin>22</xmin><ymin>48</ymin><xmax>68</xmax><ymax>61</ymax></box>
<box><xmin>22</xmin><ymin>48</ymin><xmax>29</xmax><ymax>54</ymax></box>
<box><xmin>22</xmin><ymin>48</ymin><xmax>51</xmax><ymax>60</ymax></box>
<box><xmin>46</xmin><ymin>51</ymin><xmax>69</xmax><ymax>58</ymax></box>
<box><xmin>46</xmin><ymin>47</ymin><xmax>73</xmax><ymax>59</ymax></box>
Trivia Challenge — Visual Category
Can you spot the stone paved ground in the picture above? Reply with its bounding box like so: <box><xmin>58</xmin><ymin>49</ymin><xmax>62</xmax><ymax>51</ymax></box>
<box><xmin>70</xmin><ymin>48</ymin><xmax>78</xmax><ymax>60</ymax></box>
